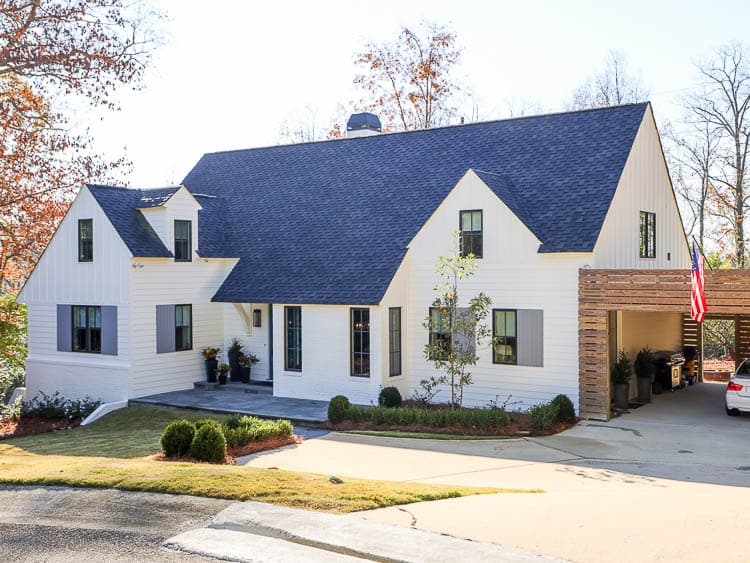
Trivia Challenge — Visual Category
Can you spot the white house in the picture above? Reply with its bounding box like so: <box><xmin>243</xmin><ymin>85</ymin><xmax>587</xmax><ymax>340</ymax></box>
<box><xmin>18</xmin><ymin>104</ymin><xmax>690</xmax><ymax>416</ymax></box>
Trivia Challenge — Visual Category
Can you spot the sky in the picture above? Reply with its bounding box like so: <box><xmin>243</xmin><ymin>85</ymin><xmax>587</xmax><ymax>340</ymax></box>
<box><xmin>85</xmin><ymin>0</ymin><xmax>750</xmax><ymax>187</ymax></box>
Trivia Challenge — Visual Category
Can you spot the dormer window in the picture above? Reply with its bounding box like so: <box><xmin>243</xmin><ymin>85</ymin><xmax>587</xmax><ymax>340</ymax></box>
<box><xmin>174</xmin><ymin>220</ymin><xmax>192</xmax><ymax>262</ymax></box>
<box><xmin>78</xmin><ymin>219</ymin><xmax>93</xmax><ymax>262</ymax></box>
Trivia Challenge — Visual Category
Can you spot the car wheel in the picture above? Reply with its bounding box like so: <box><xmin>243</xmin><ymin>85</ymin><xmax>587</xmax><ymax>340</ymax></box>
<box><xmin>726</xmin><ymin>406</ymin><xmax>741</xmax><ymax>416</ymax></box>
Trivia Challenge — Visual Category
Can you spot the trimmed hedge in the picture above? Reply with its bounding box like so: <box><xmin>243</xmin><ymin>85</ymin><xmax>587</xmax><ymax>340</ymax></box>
<box><xmin>328</xmin><ymin>395</ymin><xmax>351</xmax><ymax>423</ymax></box>
<box><xmin>378</xmin><ymin>387</ymin><xmax>402</xmax><ymax>408</ymax></box>
<box><xmin>160</xmin><ymin>419</ymin><xmax>196</xmax><ymax>457</ymax></box>
<box><xmin>190</xmin><ymin>422</ymin><xmax>227</xmax><ymax>462</ymax></box>
<box><xmin>343</xmin><ymin>405</ymin><xmax>509</xmax><ymax>431</ymax></box>
<box><xmin>550</xmin><ymin>394</ymin><xmax>576</xmax><ymax>424</ymax></box>
<box><xmin>222</xmin><ymin>417</ymin><xmax>293</xmax><ymax>448</ymax></box>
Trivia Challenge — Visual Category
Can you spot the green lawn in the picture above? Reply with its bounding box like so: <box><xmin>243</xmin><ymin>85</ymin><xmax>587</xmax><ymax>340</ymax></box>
<box><xmin>0</xmin><ymin>406</ymin><xmax>535</xmax><ymax>512</ymax></box>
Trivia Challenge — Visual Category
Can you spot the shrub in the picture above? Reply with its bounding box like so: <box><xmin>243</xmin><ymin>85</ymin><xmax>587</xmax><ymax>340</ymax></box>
<box><xmin>378</xmin><ymin>387</ymin><xmax>402</xmax><ymax>408</ymax></box>
<box><xmin>611</xmin><ymin>350</ymin><xmax>633</xmax><ymax>385</ymax></box>
<box><xmin>22</xmin><ymin>392</ymin><xmax>101</xmax><ymax>422</ymax></box>
<box><xmin>160</xmin><ymin>419</ymin><xmax>196</xmax><ymax>457</ymax></box>
<box><xmin>190</xmin><ymin>422</ymin><xmax>227</xmax><ymax>462</ymax></box>
<box><xmin>66</xmin><ymin>397</ymin><xmax>101</xmax><ymax>421</ymax></box>
<box><xmin>550</xmin><ymin>394</ymin><xmax>576</xmax><ymax>424</ymax></box>
<box><xmin>328</xmin><ymin>395</ymin><xmax>351</xmax><ymax>423</ymax></box>
<box><xmin>221</xmin><ymin>416</ymin><xmax>293</xmax><ymax>448</ymax></box>
<box><xmin>194</xmin><ymin>418</ymin><xmax>221</xmax><ymax>431</ymax></box>
<box><xmin>336</xmin><ymin>405</ymin><xmax>509</xmax><ymax>431</ymax></box>
<box><xmin>529</xmin><ymin>402</ymin><xmax>560</xmax><ymax>433</ymax></box>
<box><xmin>634</xmin><ymin>347</ymin><xmax>655</xmax><ymax>380</ymax></box>
<box><xmin>223</xmin><ymin>413</ymin><xmax>245</xmax><ymax>429</ymax></box>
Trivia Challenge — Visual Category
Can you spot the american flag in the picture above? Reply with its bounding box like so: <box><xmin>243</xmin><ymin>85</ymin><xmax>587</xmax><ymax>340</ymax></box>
<box><xmin>691</xmin><ymin>241</ymin><xmax>707</xmax><ymax>323</ymax></box>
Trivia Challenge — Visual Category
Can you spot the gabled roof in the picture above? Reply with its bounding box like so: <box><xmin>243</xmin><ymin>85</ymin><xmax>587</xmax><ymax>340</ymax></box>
<box><xmin>181</xmin><ymin>103</ymin><xmax>648</xmax><ymax>304</ymax></box>
<box><xmin>87</xmin><ymin>185</ymin><xmax>173</xmax><ymax>258</ymax></box>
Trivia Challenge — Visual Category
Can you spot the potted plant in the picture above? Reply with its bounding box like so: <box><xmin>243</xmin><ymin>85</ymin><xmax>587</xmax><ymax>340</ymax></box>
<box><xmin>238</xmin><ymin>354</ymin><xmax>251</xmax><ymax>383</ymax></box>
<box><xmin>202</xmin><ymin>347</ymin><xmax>220</xmax><ymax>383</ymax></box>
<box><xmin>227</xmin><ymin>338</ymin><xmax>243</xmax><ymax>382</ymax></box>
<box><xmin>217</xmin><ymin>363</ymin><xmax>230</xmax><ymax>385</ymax></box>
<box><xmin>611</xmin><ymin>350</ymin><xmax>632</xmax><ymax>410</ymax></box>
<box><xmin>634</xmin><ymin>347</ymin><xmax>655</xmax><ymax>404</ymax></box>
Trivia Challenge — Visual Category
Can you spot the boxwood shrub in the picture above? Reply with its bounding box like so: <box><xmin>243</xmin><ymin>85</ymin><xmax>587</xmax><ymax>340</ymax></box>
<box><xmin>378</xmin><ymin>387</ymin><xmax>402</xmax><ymax>408</ymax></box>
<box><xmin>328</xmin><ymin>395</ymin><xmax>351</xmax><ymax>423</ymax></box>
<box><xmin>160</xmin><ymin>419</ymin><xmax>195</xmax><ymax>457</ymax></box>
<box><xmin>222</xmin><ymin>417</ymin><xmax>293</xmax><ymax>448</ymax></box>
<box><xmin>529</xmin><ymin>402</ymin><xmax>560</xmax><ymax>433</ymax></box>
<box><xmin>550</xmin><ymin>394</ymin><xmax>576</xmax><ymax>424</ymax></box>
<box><xmin>343</xmin><ymin>405</ymin><xmax>509</xmax><ymax>431</ymax></box>
<box><xmin>190</xmin><ymin>422</ymin><xmax>227</xmax><ymax>463</ymax></box>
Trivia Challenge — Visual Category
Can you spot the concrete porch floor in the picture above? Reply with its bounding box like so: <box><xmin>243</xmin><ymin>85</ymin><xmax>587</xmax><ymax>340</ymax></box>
<box><xmin>130</xmin><ymin>385</ymin><xmax>329</xmax><ymax>424</ymax></box>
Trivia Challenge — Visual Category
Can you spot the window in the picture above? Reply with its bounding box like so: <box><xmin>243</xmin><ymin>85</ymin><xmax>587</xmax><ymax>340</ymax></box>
<box><xmin>175</xmin><ymin>304</ymin><xmax>192</xmax><ymax>351</ymax></box>
<box><xmin>493</xmin><ymin>309</ymin><xmax>517</xmax><ymax>364</ymax></box>
<box><xmin>460</xmin><ymin>210</ymin><xmax>483</xmax><ymax>258</ymax></box>
<box><xmin>253</xmin><ymin>308</ymin><xmax>262</xmax><ymax>328</ymax></box>
<box><xmin>285</xmin><ymin>306</ymin><xmax>302</xmax><ymax>371</ymax></box>
<box><xmin>639</xmin><ymin>211</ymin><xmax>656</xmax><ymax>258</ymax></box>
<box><xmin>78</xmin><ymin>219</ymin><xmax>93</xmax><ymax>262</ymax></box>
<box><xmin>351</xmin><ymin>308</ymin><xmax>370</xmax><ymax>377</ymax></box>
<box><xmin>389</xmin><ymin>307</ymin><xmax>402</xmax><ymax>376</ymax></box>
<box><xmin>174</xmin><ymin>220</ymin><xmax>192</xmax><ymax>261</ymax></box>
<box><xmin>72</xmin><ymin>306</ymin><xmax>101</xmax><ymax>353</ymax></box>
<box><xmin>428</xmin><ymin>307</ymin><xmax>451</xmax><ymax>361</ymax></box>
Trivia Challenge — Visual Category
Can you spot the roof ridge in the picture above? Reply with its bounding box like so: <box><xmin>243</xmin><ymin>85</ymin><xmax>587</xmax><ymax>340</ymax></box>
<box><xmin>196</xmin><ymin>102</ymin><xmax>650</xmax><ymax>158</ymax></box>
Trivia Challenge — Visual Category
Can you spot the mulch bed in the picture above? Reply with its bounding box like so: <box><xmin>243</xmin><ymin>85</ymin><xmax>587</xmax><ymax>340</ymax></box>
<box><xmin>0</xmin><ymin>416</ymin><xmax>78</xmax><ymax>440</ymax></box>
<box><xmin>155</xmin><ymin>434</ymin><xmax>303</xmax><ymax>465</ymax></box>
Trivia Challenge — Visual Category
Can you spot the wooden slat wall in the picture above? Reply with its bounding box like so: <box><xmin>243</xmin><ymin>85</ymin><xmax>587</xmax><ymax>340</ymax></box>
<box><xmin>681</xmin><ymin>315</ymin><xmax>702</xmax><ymax>381</ymax></box>
<box><xmin>579</xmin><ymin>269</ymin><xmax>750</xmax><ymax>420</ymax></box>
<box><xmin>736</xmin><ymin>316</ymin><xmax>750</xmax><ymax>369</ymax></box>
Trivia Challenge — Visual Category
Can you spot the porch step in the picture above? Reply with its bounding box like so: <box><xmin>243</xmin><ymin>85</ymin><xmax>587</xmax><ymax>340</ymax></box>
<box><xmin>193</xmin><ymin>381</ymin><xmax>272</xmax><ymax>395</ymax></box>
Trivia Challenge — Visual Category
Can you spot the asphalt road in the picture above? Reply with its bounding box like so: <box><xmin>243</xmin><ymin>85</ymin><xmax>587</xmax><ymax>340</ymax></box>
<box><xmin>0</xmin><ymin>486</ymin><xmax>231</xmax><ymax>561</ymax></box>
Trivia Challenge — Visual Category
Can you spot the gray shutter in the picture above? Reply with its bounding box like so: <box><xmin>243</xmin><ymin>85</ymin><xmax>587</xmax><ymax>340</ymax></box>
<box><xmin>101</xmin><ymin>306</ymin><xmax>118</xmax><ymax>355</ymax></box>
<box><xmin>454</xmin><ymin>307</ymin><xmax>476</xmax><ymax>357</ymax></box>
<box><xmin>517</xmin><ymin>309</ymin><xmax>543</xmax><ymax>367</ymax></box>
<box><xmin>57</xmin><ymin>304</ymin><xmax>72</xmax><ymax>352</ymax></box>
<box><xmin>156</xmin><ymin>305</ymin><xmax>176</xmax><ymax>354</ymax></box>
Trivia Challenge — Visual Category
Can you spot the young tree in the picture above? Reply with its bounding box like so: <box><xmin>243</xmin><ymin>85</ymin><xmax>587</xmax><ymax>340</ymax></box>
<box><xmin>354</xmin><ymin>22</ymin><xmax>463</xmax><ymax>131</ymax></box>
<box><xmin>687</xmin><ymin>42</ymin><xmax>750</xmax><ymax>267</ymax></box>
<box><xmin>424</xmin><ymin>232</ymin><xmax>491</xmax><ymax>409</ymax></box>
<box><xmin>568</xmin><ymin>50</ymin><xmax>649</xmax><ymax>110</ymax></box>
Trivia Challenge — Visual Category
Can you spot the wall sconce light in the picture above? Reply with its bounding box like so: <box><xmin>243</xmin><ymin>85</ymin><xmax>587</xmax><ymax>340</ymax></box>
<box><xmin>253</xmin><ymin>308</ymin><xmax>262</xmax><ymax>328</ymax></box>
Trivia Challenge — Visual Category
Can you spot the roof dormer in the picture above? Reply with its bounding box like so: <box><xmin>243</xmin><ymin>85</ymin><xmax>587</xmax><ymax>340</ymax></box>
<box><xmin>137</xmin><ymin>186</ymin><xmax>203</xmax><ymax>260</ymax></box>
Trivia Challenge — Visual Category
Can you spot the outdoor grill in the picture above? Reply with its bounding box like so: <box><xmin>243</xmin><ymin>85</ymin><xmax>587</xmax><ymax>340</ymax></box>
<box><xmin>653</xmin><ymin>351</ymin><xmax>685</xmax><ymax>392</ymax></box>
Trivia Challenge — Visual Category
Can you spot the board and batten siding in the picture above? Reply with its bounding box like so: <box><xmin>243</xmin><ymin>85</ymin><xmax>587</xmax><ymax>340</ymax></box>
<box><xmin>377</xmin><ymin>250</ymin><xmax>411</xmax><ymax>397</ymax></box>
<box><xmin>19</xmin><ymin>186</ymin><xmax>132</xmax><ymax>403</ymax></box>
<box><xmin>593</xmin><ymin>105</ymin><xmax>691</xmax><ymax>270</ymax></box>
<box><xmin>402</xmin><ymin>170</ymin><xmax>589</xmax><ymax>411</ymax></box>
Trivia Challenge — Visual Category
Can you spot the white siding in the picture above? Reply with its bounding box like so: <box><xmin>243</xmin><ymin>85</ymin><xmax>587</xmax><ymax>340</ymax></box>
<box><xmin>138</xmin><ymin>187</ymin><xmax>202</xmax><ymax>257</ymax></box>
<box><xmin>594</xmin><ymin>105</ymin><xmax>690</xmax><ymax>269</ymax></box>
<box><xmin>378</xmin><ymin>252</ymin><xmax>410</xmax><ymax>398</ymax></box>
<box><xmin>20</xmin><ymin>186</ymin><xmax>133</xmax><ymax>402</ymax></box>
<box><xmin>271</xmin><ymin>304</ymin><xmax>384</xmax><ymax>405</ymax></box>
<box><xmin>222</xmin><ymin>303</ymin><xmax>271</xmax><ymax>381</ymax></box>
<box><xmin>400</xmin><ymin>170</ymin><xmax>589</xmax><ymax>411</ymax></box>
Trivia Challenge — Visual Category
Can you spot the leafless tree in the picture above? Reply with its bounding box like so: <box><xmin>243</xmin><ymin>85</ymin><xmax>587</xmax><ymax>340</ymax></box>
<box><xmin>568</xmin><ymin>50</ymin><xmax>649</xmax><ymax>110</ymax></box>
<box><xmin>687</xmin><ymin>42</ymin><xmax>750</xmax><ymax>267</ymax></box>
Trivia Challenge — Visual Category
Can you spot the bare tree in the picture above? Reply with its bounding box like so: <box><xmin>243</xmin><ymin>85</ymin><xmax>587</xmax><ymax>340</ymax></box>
<box><xmin>687</xmin><ymin>42</ymin><xmax>750</xmax><ymax>267</ymax></box>
<box><xmin>568</xmin><ymin>50</ymin><xmax>649</xmax><ymax>110</ymax></box>
<box><xmin>277</xmin><ymin>104</ymin><xmax>348</xmax><ymax>144</ymax></box>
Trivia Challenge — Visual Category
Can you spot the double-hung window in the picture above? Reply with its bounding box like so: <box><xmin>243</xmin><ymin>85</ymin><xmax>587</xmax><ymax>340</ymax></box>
<box><xmin>285</xmin><ymin>306</ymin><xmax>302</xmax><ymax>371</ymax></box>
<box><xmin>175</xmin><ymin>304</ymin><xmax>192</xmax><ymax>351</ymax></box>
<box><xmin>174</xmin><ymin>220</ymin><xmax>192</xmax><ymax>261</ymax></box>
<box><xmin>493</xmin><ymin>309</ymin><xmax>517</xmax><ymax>364</ymax></box>
<box><xmin>351</xmin><ymin>308</ymin><xmax>370</xmax><ymax>377</ymax></box>
<box><xmin>460</xmin><ymin>210</ymin><xmax>483</xmax><ymax>258</ymax></box>
<box><xmin>639</xmin><ymin>211</ymin><xmax>656</xmax><ymax>258</ymax></box>
<box><xmin>428</xmin><ymin>307</ymin><xmax>451</xmax><ymax>361</ymax></box>
<box><xmin>72</xmin><ymin>306</ymin><xmax>101</xmax><ymax>353</ymax></box>
<box><xmin>78</xmin><ymin>219</ymin><xmax>93</xmax><ymax>262</ymax></box>
<box><xmin>389</xmin><ymin>307</ymin><xmax>402</xmax><ymax>376</ymax></box>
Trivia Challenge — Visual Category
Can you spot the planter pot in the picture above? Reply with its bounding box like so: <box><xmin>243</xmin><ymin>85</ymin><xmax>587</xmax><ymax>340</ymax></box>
<box><xmin>228</xmin><ymin>351</ymin><xmax>241</xmax><ymax>382</ymax></box>
<box><xmin>239</xmin><ymin>366</ymin><xmax>251</xmax><ymax>384</ymax></box>
<box><xmin>218</xmin><ymin>374</ymin><xmax>228</xmax><ymax>385</ymax></box>
<box><xmin>205</xmin><ymin>359</ymin><xmax>218</xmax><ymax>383</ymax></box>
<box><xmin>613</xmin><ymin>382</ymin><xmax>630</xmax><ymax>410</ymax></box>
<box><xmin>637</xmin><ymin>376</ymin><xmax>652</xmax><ymax>404</ymax></box>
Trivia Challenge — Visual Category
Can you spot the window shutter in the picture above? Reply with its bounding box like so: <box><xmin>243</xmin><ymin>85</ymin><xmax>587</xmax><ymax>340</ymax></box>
<box><xmin>156</xmin><ymin>305</ymin><xmax>176</xmax><ymax>354</ymax></box>
<box><xmin>454</xmin><ymin>307</ymin><xmax>476</xmax><ymax>357</ymax></box>
<box><xmin>57</xmin><ymin>304</ymin><xmax>72</xmax><ymax>352</ymax></box>
<box><xmin>101</xmin><ymin>306</ymin><xmax>118</xmax><ymax>355</ymax></box>
<box><xmin>517</xmin><ymin>309</ymin><xmax>543</xmax><ymax>367</ymax></box>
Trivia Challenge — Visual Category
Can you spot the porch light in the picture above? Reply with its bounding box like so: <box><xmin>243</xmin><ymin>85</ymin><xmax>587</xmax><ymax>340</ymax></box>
<box><xmin>253</xmin><ymin>308</ymin><xmax>261</xmax><ymax>328</ymax></box>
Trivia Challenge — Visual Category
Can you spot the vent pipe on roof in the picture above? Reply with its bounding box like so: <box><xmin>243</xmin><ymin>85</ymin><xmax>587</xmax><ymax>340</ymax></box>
<box><xmin>346</xmin><ymin>112</ymin><xmax>382</xmax><ymax>138</ymax></box>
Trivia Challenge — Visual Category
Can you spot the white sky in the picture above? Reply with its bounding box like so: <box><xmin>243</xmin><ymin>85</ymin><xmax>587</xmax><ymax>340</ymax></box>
<box><xmin>85</xmin><ymin>0</ymin><xmax>750</xmax><ymax>187</ymax></box>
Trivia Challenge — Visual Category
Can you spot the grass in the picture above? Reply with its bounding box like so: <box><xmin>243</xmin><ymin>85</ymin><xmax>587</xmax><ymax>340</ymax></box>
<box><xmin>0</xmin><ymin>405</ymin><xmax>534</xmax><ymax>512</ymax></box>
<box><xmin>343</xmin><ymin>430</ymin><xmax>517</xmax><ymax>440</ymax></box>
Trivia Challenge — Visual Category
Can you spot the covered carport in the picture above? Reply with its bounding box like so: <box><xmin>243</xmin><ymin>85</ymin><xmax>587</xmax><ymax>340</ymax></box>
<box><xmin>578</xmin><ymin>269</ymin><xmax>750</xmax><ymax>420</ymax></box>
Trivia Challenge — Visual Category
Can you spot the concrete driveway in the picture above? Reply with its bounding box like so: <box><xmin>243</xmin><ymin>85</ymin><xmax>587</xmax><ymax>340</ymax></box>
<box><xmin>241</xmin><ymin>381</ymin><xmax>750</xmax><ymax>562</ymax></box>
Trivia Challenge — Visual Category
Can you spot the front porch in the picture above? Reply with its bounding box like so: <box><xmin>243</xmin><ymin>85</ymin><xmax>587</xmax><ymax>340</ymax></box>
<box><xmin>130</xmin><ymin>384</ymin><xmax>329</xmax><ymax>424</ymax></box>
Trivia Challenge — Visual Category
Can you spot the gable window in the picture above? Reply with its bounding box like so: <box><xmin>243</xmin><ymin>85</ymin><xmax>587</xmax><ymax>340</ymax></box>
<box><xmin>351</xmin><ymin>308</ymin><xmax>370</xmax><ymax>377</ymax></box>
<box><xmin>175</xmin><ymin>304</ymin><xmax>192</xmax><ymax>351</ymax></box>
<box><xmin>460</xmin><ymin>210</ymin><xmax>483</xmax><ymax>258</ymax></box>
<box><xmin>72</xmin><ymin>306</ymin><xmax>101</xmax><ymax>353</ymax></box>
<box><xmin>428</xmin><ymin>307</ymin><xmax>451</xmax><ymax>361</ymax></box>
<box><xmin>174</xmin><ymin>220</ymin><xmax>192</xmax><ymax>262</ymax></box>
<box><xmin>389</xmin><ymin>307</ymin><xmax>402</xmax><ymax>376</ymax></box>
<box><xmin>639</xmin><ymin>211</ymin><xmax>656</xmax><ymax>259</ymax></box>
<box><xmin>285</xmin><ymin>306</ymin><xmax>302</xmax><ymax>371</ymax></box>
<box><xmin>78</xmin><ymin>219</ymin><xmax>93</xmax><ymax>262</ymax></box>
<box><xmin>493</xmin><ymin>309</ymin><xmax>517</xmax><ymax>364</ymax></box>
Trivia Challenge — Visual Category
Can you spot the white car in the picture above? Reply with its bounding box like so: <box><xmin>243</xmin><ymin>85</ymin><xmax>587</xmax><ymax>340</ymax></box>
<box><xmin>726</xmin><ymin>359</ymin><xmax>750</xmax><ymax>416</ymax></box>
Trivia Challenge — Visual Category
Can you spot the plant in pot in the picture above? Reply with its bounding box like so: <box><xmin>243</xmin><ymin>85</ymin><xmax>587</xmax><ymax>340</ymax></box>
<box><xmin>611</xmin><ymin>350</ymin><xmax>633</xmax><ymax>410</ymax></box>
<box><xmin>227</xmin><ymin>338</ymin><xmax>243</xmax><ymax>382</ymax></box>
<box><xmin>202</xmin><ymin>347</ymin><xmax>220</xmax><ymax>383</ymax></box>
<box><xmin>238</xmin><ymin>354</ymin><xmax>251</xmax><ymax>384</ymax></box>
<box><xmin>634</xmin><ymin>347</ymin><xmax>655</xmax><ymax>404</ymax></box>
<box><xmin>217</xmin><ymin>363</ymin><xmax>230</xmax><ymax>385</ymax></box>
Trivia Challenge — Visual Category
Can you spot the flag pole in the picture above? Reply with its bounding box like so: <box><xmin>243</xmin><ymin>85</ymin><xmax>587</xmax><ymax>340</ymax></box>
<box><xmin>692</xmin><ymin>237</ymin><xmax>714</xmax><ymax>271</ymax></box>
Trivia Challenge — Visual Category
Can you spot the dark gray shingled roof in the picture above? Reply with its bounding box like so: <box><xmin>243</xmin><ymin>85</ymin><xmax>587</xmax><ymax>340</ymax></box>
<box><xmin>136</xmin><ymin>187</ymin><xmax>180</xmax><ymax>208</ymax></box>
<box><xmin>88</xmin><ymin>103</ymin><xmax>649</xmax><ymax>304</ymax></box>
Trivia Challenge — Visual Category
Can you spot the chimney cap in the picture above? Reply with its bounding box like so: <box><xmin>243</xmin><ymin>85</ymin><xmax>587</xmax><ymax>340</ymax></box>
<box><xmin>346</xmin><ymin>112</ymin><xmax>382</xmax><ymax>133</ymax></box>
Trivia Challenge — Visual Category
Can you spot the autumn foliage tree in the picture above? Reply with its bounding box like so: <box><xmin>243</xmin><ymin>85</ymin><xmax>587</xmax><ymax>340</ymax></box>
<box><xmin>0</xmin><ymin>0</ymin><xmax>162</xmax><ymax>290</ymax></box>
<box><xmin>354</xmin><ymin>22</ymin><xmax>463</xmax><ymax>131</ymax></box>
